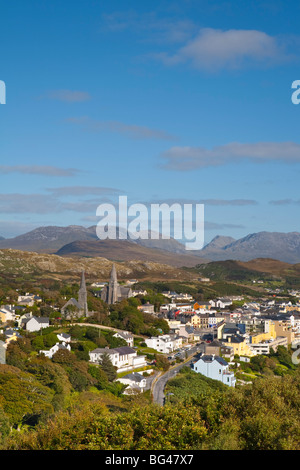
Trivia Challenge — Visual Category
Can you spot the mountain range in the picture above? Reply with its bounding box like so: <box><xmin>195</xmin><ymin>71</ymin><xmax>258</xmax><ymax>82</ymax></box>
<box><xmin>199</xmin><ymin>232</ymin><xmax>300</xmax><ymax>264</ymax></box>
<box><xmin>1</xmin><ymin>226</ymin><xmax>300</xmax><ymax>264</ymax></box>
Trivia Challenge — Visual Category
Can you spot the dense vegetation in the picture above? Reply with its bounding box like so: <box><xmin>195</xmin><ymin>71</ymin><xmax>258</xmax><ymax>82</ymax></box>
<box><xmin>1</xmin><ymin>365</ymin><xmax>300</xmax><ymax>450</ymax></box>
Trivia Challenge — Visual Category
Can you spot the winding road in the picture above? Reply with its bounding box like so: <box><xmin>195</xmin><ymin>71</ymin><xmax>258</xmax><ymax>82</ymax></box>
<box><xmin>151</xmin><ymin>346</ymin><xmax>199</xmax><ymax>406</ymax></box>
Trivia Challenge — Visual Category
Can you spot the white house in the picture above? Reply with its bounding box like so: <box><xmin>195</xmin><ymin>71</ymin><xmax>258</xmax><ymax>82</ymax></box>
<box><xmin>17</xmin><ymin>294</ymin><xmax>36</xmax><ymax>306</ymax></box>
<box><xmin>173</xmin><ymin>293</ymin><xmax>194</xmax><ymax>302</ymax></box>
<box><xmin>192</xmin><ymin>354</ymin><xmax>236</xmax><ymax>387</ymax></box>
<box><xmin>132</xmin><ymin>289</ymin><xmax>148</xmax><ymax>297</ymax></box>
<box><xmin>57</xmin><ymin>332</ymin><xmax>71</xmax><ymax>343</ymax></box>
<box><xmin>89</xmin><ymin>346</ymin><xmax>147</xmax><ymax>372</ymax></box>
<box><xmin>113</xmin><ymin>330</ymin><xmax>134</xmax><ymax>347</ymax></box>
<box><xmin>210</xmin><ymin>298</ymin><xmax>233</xmax><ymax>309</ymax></box>
<box><xmin>40</xmin><ymin>342</ymin><xmax>71</xmax><ymax>359</ymax></box>
<box><xmin>117</xmin><ymin>372</ymin><xmax>147</xmax><ymax>394</ymax></box>
<box><xmin>21</xmin><ymin>316</ymin><xmax>50</xmax><ymax>332</ymax></box>
<box><xmin>145</xmin><ymin>334</ymin><xmax>182</xmax><ymax>354</ymax></box>
<box><xmin>91</xmin><ymin>282</ymin><xmax>107</xmax><ymax>288</ymax></box>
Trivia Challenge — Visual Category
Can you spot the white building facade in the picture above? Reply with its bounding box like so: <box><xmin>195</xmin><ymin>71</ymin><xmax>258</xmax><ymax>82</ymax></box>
<box><xmin>89</xmin><ymin>346</ymin><xmax>147</xmax><ymax>373</ymax></box>
<box><xmin>193</xmin><ymin>354</ymin><xmax>236</xmax><ymax>387</ymax></box>
<box><xmin>145</xmin><ymin>334</ymin><xmax>182</xmax><ymax>354</ymax></box>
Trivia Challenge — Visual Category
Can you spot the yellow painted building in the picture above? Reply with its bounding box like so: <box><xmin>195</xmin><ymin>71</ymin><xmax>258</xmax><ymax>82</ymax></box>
<box><xmin>280</xmin><ymin>305</ymin><xmax>300</xmax><ymax>313</ymax></box>
<box><xmin>5</xmin><ymin>332</ymin><xmax>20</xmax><ymax>345</ymax></box>
<box><xmin>250</xmin><ymin>322</ymin><xmax>276</xmax><ymax>344</ymax></box>
<box><xmin>223</xmin><ymin>336</ymin><xmax>255</xmax><ymax>357</ymax></box>
<box><xmin>273</xmin><ymin>320</ymin><xmax>295</xmax><ymax>344</ymax></box>
<box><xmin>190</xmin><ymin>314</ymin><xmax>202</xmax><ymax>327</ymax></box>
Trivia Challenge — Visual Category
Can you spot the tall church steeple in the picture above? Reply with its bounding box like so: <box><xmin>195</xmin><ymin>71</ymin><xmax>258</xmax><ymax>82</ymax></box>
<box><xmin>107</xmin><ymin>264</ymin><xmax>119</xmax><ymax>305</ymax></box>
<box><xmin>78</xmin><ymin>270</ymin><xmax>88</xmax><ymax>315</ymax></box>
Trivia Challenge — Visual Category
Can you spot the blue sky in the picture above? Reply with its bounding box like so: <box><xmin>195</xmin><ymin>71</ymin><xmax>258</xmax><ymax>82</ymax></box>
<box><xmin>1</xmin><ymin>0</ymin><xmax>300</xmax><ymax>244</ymax></box>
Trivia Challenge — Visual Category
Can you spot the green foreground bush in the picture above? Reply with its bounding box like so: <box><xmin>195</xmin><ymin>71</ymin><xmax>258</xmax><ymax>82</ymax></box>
<box><xmin>2</xmin><ymin>371</ymin><xmax>300</xmax><ymax>450</ymax></box>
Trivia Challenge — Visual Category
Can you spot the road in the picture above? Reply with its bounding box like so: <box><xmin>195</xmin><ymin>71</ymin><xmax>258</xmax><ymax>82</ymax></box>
<box><xmin>152</xmin><ymin>346</ymin><xmax>199</xmax><ymax>406</ymax></box>
<box><xmin>75</xmin><ymin>323</ymin><xmax>201</xmax><ymax>402</ymax></box>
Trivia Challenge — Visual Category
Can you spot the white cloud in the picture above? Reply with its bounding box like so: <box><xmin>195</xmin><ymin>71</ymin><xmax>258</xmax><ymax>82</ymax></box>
<box><xmin>47</xmin><ymin>186</ymin><xmax>122</xmax><ymax>196</ymax></box>
<box><xmin>66</xmin><ymin>116</ymin><xmax>177</xmax><ymax>141</ymax></box>
<box><xmin>143</xmin><ymin>197</ymin><xmax>257</xmax><ymax>206</ymax></box>
<box><xmin>161</xmin><ymin>141</ymin><xmax>300</xmax><ymax>170</ymax></box>
<box><xmin>0</xmin><ymin>192</ymin><xmax>113</xmax><ymax>215</ymax></box>
<box><xmin>155</xmin><ymin>28</ymin><xmax>290</xmax><ymax>70</ymax></box>
<box><xmin>0</xmin><ymin>165</ymin><xmax>80</xmax><ymax>176</ymax></box>
<box><xmin>269</xmin><ymin>199</ymin><xmax>300</xmax><ymax>205</ymax></box>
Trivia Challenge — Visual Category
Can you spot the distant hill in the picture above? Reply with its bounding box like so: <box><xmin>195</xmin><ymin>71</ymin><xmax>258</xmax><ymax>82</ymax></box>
<box><xmin>2</xmin><ymin>247</ymin><xmax>300</xmax><ymax>294</ymax></box>
<box><xmin>55</xmin><ymin>239</ymin><xmax>206</xmax><ymax>267</ymax></box>
<box><xmin>195</xmin><ymin>257</ymin><xmax>300</xmax><ymax>290</ymax></box>
<box><xmin>0</xmin><ymin>225</ymin><xmax>98</xmax><ymax>253</ymax></box>
<box><xmin>2</xmin><ymin>226</ymin><xmax>300</xmax><ymax>264</ymax></box>
<box><xmin>195</xmin><ymin>258</ymin><xmax>290</xmax><ymax>280</ymax></box>
<box><xmin>199</xmin><ymin>231</ymin><xmax>300</xmax><ymax>264</ymax></box>
<box><xmin>200</xmin><ymin>235</ymin><xmax>236</xmax><ymax>258</ymax></box>
<box><xmin>0</xmin><ymin>225</ymin><xmax>195</xmax><ymax>257</ymax></box>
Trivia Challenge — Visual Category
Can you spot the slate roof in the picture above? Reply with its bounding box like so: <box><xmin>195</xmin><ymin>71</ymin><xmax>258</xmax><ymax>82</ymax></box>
<box><xmin>62</xmin><ymin>298</ymin><xmax>81</xmax><ymax>309</ymax></box>
<box><xmin>122</xmin><ymin>372</ymin><xmax>145</xmax><ymax>382</ymax></box>
<box><xmin>22</xmin><ymin>316</ymin><xmax>49</xmax><ymax>324</ymax></box>
<box><xmin>114</xmin><ymin>346</ymin><xmax>136</xmax><ymax>355</ymax></box>
<box><xmin>91</xmin><ymin>347</ymin><xmax>136</xmax><ymax>355</ymax></box>
<box><xmin>200</xmin><ymin>354</ymin><xmax>228</xmax><ymax>366</ymax></box>
<box><xmin>58</xmin><ymin>333</ymin><xmax>71</xmax><ymax>339</ymax></box>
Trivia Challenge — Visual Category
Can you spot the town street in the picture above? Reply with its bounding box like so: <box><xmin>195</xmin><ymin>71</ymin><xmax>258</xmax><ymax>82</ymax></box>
<box><xmin>152</xmin><ymin>346</ymin><xmax>199</xmax><ymax>406</ymax></box>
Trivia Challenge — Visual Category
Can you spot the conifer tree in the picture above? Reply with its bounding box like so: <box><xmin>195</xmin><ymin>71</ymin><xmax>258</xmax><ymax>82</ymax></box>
<box><xmin>100</xmin><ymin>353</ymin><xmax>117</xmax><ymax>382</ymax></box>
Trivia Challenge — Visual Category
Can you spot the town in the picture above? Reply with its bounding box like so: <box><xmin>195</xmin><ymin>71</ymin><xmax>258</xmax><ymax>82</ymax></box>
<box><xmin>1</xmin><ymin>263</ymin><xmax>299</xmax><ymax>397</ymax></box>
<box><xmin>0</xmin><ymin>249</ymin><xmax>299</xmax><ymax>451</ymax></box>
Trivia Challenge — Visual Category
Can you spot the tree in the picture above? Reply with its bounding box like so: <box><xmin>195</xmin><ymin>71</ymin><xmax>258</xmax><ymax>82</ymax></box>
<box><xmin>68</xmin><ymin>365</ymin><xmax>92</xmax><ymax>392</ymax></box>
<box><xmin>43</xmin><ymin>332</ymin><xmax>58</xmax><ymax>349</ymax></box>
<box><xmin>100</xmin><ymin>353</ymin><xmax>117</xmax><ymax>382</ymax></box>
<box><xmin>31</xmin><ymin>335</ymin><xmax>45</xmax><ymax>351</ymax></box>
<box><xmin>154</xmin><ymin>354</ymin><xmax>170</xmax><ymax>371</ymax></box>
<box><xmin>25</xmin><ymin>357</ymin><xmax>72</xmax><ymax>396</ymax></box>
<box><xmin>6</xmin><ymin>342</ymin><xmax>28</xmax><ymax>370</ymax></box>
<box><xmin>52</xmin><ymin>348</ymin><xmax>76</xmax><ymax>365</ymax></box>
<box><xmin>0</xmin><ymin>364</ymin><xmax>54</xmax><ymax>427</ymax></box>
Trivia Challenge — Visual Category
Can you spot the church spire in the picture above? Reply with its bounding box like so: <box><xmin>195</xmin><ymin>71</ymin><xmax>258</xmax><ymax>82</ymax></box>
<box><xmin>78</xmin><ymin>270</ymin><xmax>88</xmax><ymax>315</ymax></box>
<box><xmin>110</xmin><ymin>263</ymin><xmax>117</xmax><ymax>282</ymax></box>
<box><xmin>80</xmin><ymin>270</ymin><xmax>86</xmax><ymax>291</ymax></box>
<box><xmin>108</xmin><ymin>264</ymin><xmax>118</xmax><ymax>304</ymax></box>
